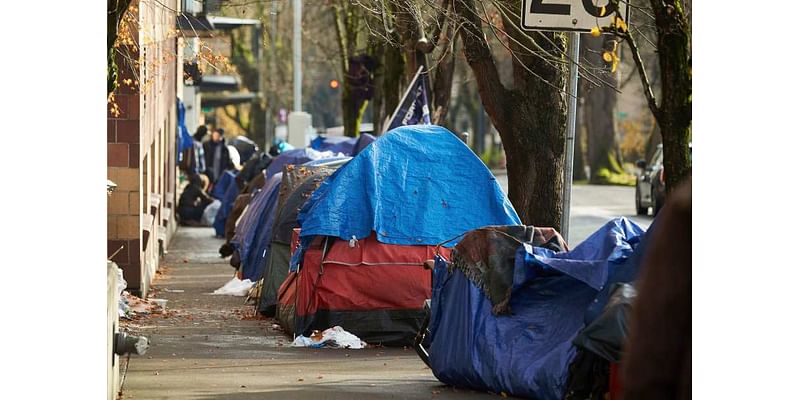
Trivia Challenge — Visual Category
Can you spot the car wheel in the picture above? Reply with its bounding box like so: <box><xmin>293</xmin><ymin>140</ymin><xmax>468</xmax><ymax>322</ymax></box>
<box><xmin>653</xmin><ymin>188</ymin><xmax>663</xmax><ymax>216</ymax></box>
<box><xmin>635</xmin><ymin>187</ymin><xmax>647</xmax><ymax>215</ymax></box>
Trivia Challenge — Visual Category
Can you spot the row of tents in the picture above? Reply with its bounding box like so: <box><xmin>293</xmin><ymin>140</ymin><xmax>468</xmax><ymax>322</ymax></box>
<box><xmin>208</xmin><ymin>124</ymin><xmax>653</xmax><ymax>399</ymax></box>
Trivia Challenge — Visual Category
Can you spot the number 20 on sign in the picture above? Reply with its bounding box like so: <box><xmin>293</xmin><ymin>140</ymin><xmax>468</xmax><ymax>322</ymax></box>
<box><xmin>520</xmin><ymin>0</ymin><xmax>629</xmax><ymax>32</ymax></box>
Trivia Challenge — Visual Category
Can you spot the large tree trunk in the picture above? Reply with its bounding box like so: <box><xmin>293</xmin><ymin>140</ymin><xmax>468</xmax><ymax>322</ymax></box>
<box><xmin>381</xmin><ymin>44</ymin><xmax>405</xmax><ymax>133</ymax></box>
<box><xmin>583</xmin><ymin>35</ymin><xmax>625</xmax><ymax>183</ymax></box>
<box><xmin>431</xmin><ymin>34</ymin><xmax>457</xmax><ymax>126</ymax></box>
<box><xmin>652</xmin><ymin>0</ymin><xmax>692</xmax><ymax>193</ymax></box>
<box><xmin>370</xmin><ymin>41</ymin><xmax>385</xmax><ymax>133</ymax></box>
<box><xmin>455</xmin><ymin>0</ymin><xmax>568</xmax><ymax>229</ymax></box>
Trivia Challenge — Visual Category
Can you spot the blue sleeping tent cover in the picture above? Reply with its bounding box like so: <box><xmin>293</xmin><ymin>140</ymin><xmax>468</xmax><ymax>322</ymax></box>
<box><xmin>230</xmin><ymin>173</ymin><xmax>282</xmax><ymax>278</ymax></box>
<box><xmin>212</xmin><ymin>178</ymin><xmax>241</xmax><ymax>237</ymax></box>
<box><xmin>211</xmin><ymin>170</ymin><xmax>236</xmax><ymax>200</ymax></box>
<box><xmin>295</xmin><ymin>125</ymin><xmax>520</xmax><ymax>248</ymax></box>
<box><xmin>427</xmin><ymin>217</ymin><xmax>645</xmax><ymax>399</ymax></box>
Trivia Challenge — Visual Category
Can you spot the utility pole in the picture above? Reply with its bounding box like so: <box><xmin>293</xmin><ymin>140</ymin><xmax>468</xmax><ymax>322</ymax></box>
<box><xmin>560</xmin><ymin>32</ymin><xmax>580</xmax><ymax>243</ymax></box>
<box><xmin>287</xmin><ymin>0</ymin><xmax>310</xmax><ymax>148</ymax></box>
<box><xmin>266</xmin><ymin>0</ymin><xmax>279</xmax><ymax>148</ymax></box>
<box><xmin>292</xmin><ymin>0</ymin><xmax>302</xmax><ymax>112</ymax></box>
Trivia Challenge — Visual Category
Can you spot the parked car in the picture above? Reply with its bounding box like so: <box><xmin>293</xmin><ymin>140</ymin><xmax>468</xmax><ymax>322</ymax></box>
<box><xmin>635</xmin><ymin>143</ymin><xmax>691</xmax><ymax>216</ymax></box>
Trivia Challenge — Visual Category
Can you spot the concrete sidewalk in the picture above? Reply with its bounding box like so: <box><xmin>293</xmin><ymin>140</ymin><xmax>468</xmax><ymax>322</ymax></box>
<box><xmin>119</xmin><ymin>227</ymin><xmax>492</xmax><ymax>400</ymax></box>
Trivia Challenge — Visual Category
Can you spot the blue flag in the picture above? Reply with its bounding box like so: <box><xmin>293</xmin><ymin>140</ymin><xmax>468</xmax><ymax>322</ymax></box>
<box><xmin>387</xmin><ymin>66</ymin><xmax>431</xmax><ymax>131</ymax></box>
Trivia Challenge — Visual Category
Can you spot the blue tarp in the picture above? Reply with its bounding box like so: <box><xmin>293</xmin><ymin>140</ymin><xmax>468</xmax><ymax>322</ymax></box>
<box><xmin>176</xmin><ymin>99</ymin><xmax>193</xmax><ymax>163</ymax></box>
<box><xmin>310</xmin><ymin>136</ymin><xmax>357</xmax><ymax>155</ymax></box>
<box><xmin>296</xmin><ymin>125</ymin><xmax>520</xmax><ymax>246</ymax></box>
<box><xmin>230</xmin><ymin>173</ymin><xmax>282</xmax><ymax>276</ymax></box>
<box><xmin>427</xmin><ymin>218</ymin><xmax>645</xmax><ymax>399</ymax></box>
<box><xmin>239</xmin><ymin>173</ymin><xmax>283</xmax><ymax>281</ymax></box>
<box><xmin>264</xmin><ymin>148</ymin><xmax>342</xmax><ymax>178</ymax></box>
<box><xmin>211</xmin><ymin>170</ymin><xmax>236</xmax><ymax>200</ymax></box>
<box><xmin>212</xmin><ymin>178</ymin><xmax>241</xmax><ymax>237</ymax></box>
<box><xmin>353</xmin><ymin>133</ymin><xmax>376</xmax><ymax>155</ymax></box>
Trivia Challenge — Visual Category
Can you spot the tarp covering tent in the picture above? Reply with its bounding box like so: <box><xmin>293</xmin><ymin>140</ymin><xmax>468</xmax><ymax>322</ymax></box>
<box><xmin>213</xmin><ymin>177</ymin><xmax>241</xmax><ymax>237</ymax></box>
<box><xmin>294</xmin><ymin>124</ymin><xmax>520</xmax><ymax>249</ymax></box>
<box><xmin>230</xmin><ymin>148</ymin><xmax>340</xmax><ymax>280</ymax></box>
<box><xmin>277</xmin><ymin>125</ymin><xmax>521</xmax><ymax>345</ymax></box>
<box><xmin>353</xmin><ymin>133</ymin><xmax>376</xmax><ymax>155</ymax></box>
<box><xmin>211</xmin><ymin>170</ymin><xmax>237</xmax><ymax>200</ymax></box>
<box><xmin>426</xmin><ymin>218</ymin><xmax>645</xmax><ymax>399</ymax></box>
<box><xmin>310</xmin><ymin>135</ymin><xmax>356</xmax><ymax>155</ymax></box>
<box><xmin>238</xmin><ymin>173</ymin><xmax>283</xmax><ymax>281</ymax></box>
<box><xmin>229</xmin><ymin>173</ymin><xmax>282</xmax><ymax>276</ymax></box>
<box><xmin>309</xmin><ymin>133</ymin><xmax>376</xmax><ymax>156</ymax></box>
<box><xmin>258</xmin><ymin>164</ymin><xmax>343</xmax><ymax>316</ymax></box>
<box><xmin>264</xmin><ymin>148</ymin><xmax>342</xmax><ymax>179</ymax></box>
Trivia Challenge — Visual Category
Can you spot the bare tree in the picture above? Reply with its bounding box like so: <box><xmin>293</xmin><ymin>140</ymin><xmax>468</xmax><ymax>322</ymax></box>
<box><xmin>618</xmin><ymin>0</ymin><xmax>692</xmax><ymax>193</ymax></box>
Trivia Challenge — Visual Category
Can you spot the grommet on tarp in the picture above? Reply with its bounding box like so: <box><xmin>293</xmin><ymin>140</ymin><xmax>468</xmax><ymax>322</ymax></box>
<box><xmin>349</xmin><ymin>236</ymin><xmax>357</xmax><ymax>248</ymax></box>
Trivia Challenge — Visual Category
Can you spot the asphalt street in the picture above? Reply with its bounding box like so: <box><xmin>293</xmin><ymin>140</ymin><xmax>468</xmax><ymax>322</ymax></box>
<box><xmin>493</xmin><ymin>172</ymin><xmax>653</xmax><ymax>245</ymax></box>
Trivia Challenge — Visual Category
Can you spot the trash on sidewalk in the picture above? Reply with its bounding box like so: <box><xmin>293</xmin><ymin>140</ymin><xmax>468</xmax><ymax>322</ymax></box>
<box><xmin>121</xmin><ymin>292</ymin><xmax>166</xmax><ymax>318</ymax></box>
<box><xmin>116</xmin><ymin>266</ymin><xmax>131</xmax><ymax>318</ymax></box>
<box><xmin>212</xmin><ymin>277</ymin><xmax>254</xmax><ymax>296</ymax></box>
<box><xmin>202</xmin><ymin>199</ymin><xmax>222</xmax><ymax>226</ymax></box>
<box><xmin>291</xmin><ymin>326</ymin><xmax>366</xmax><ymax>349</ymax></box>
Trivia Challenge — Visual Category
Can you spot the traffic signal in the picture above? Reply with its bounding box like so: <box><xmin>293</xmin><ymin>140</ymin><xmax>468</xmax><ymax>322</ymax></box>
<box><xmin>329</xmin><ymin>79</ymin><xmax>339</xmax><ymax>89</ymax></box>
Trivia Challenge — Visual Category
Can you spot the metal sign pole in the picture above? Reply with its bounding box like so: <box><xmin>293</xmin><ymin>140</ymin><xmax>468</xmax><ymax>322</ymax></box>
<box><xmin>561</xmin><ymin>32</ymin><xmax>580</xmax><ymax>243</ymax></box>
<box><xmin>292</xmin><ymin>0</ymin><xmax>302</xmax><ymax>112</ymax></box>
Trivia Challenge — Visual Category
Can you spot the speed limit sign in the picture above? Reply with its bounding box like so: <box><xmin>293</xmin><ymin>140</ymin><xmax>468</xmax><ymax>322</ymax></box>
<box><xmin>520</xmin><ymin>0</ymin><xmax>629</xmax><ymax>32</ymax></box>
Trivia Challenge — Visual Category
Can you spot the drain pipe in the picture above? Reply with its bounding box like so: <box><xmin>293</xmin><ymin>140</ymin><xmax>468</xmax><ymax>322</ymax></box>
<box><xmin>114</xmin><ymin>332</ymin><xmax>149</xmax><ymax>356</ymax></box>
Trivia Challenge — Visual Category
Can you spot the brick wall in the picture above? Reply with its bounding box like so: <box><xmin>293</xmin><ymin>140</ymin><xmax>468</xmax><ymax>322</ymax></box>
<box><xmin>108</xmin><ymin>0</ymin><xmax>178</xmax><ymax>297</ymax></box>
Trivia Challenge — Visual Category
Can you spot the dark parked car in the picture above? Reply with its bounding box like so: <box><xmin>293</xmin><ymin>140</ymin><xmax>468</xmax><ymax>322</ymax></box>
<box><xmin>635</xmin><ymin>143</ymin><xmax>691</xmax><ymax>216</ymax></box>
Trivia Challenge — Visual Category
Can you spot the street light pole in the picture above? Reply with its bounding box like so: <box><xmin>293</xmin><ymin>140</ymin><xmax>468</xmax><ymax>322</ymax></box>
<box><xmin>292</xmin><ymin>0</ymin><xmax>302</xmax><ymax>112</ymax></box>
<box><xmin>561</xmin><ymin>32</ymin><xmax>580</xmax><ymax>243</ymax></box>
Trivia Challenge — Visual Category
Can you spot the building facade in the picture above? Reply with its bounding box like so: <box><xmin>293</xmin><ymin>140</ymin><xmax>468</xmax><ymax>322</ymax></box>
<box><xmin>108</xmin><ymin>0</ymin><xmax>181</xmax><ymax>297</ymax></box>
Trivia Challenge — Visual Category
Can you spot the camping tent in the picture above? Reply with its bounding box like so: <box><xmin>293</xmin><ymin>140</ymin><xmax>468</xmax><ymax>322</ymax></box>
<box><xmin>426</xmin><ymin>218</ymin><xmax>645</xmax><ymax>399</ymax></box>
<box><xmin>309</xmin><ymin>133</ymin><xmax>377</xmax><ymax>156</ymax></box>
<box><xmin>276</xmin><ymin>125</ymin><xmax>521</xmax><ymax>345</ymax></box>
<box><xmin>238</xmin><ymin>150</ymin><xmax>341</xmax><ymax>281</ymax></box>
<box><xmin>257</xmin><ymin>163</ymin><xmax>344</xmax><ymax>316</ymax></box>
<box><xmin>229</xmin><ymin>172</ymin><xmax>283</xmax><ymax>279</ymax></box>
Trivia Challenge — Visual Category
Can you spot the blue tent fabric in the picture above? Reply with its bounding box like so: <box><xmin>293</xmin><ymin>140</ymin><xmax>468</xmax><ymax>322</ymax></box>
<box><xmin>211</xmin><ymin>170</ymin><xmax>236</xmax><ymax>200</ymax></box>
<box><xmin>310</xmin><ymin>135</ymin><xmax>358</xmax><ymax>155</ymax></box>
<box><xmin>264</xmin><ymin>148</ymin><xmax>341</xmax><ymax>178</ymax></box>
<box><xmin>296</xmin><ymin>125</ymin><xmax>520</xmax><ymax>246</ymax></box>
<box><xmin>427</xmin><ymin>218</ymin><xmax>645</xmax><ymax>399</ymax></box>
<box><xmin>239</xmin><ymin>173</ymin><xmax>283</xmax><ymax>281</ymax></box>
<box><xmin>353</xmin><ymin>133</ymin><xmax>376</xmax><ymax>155</ymax></box>
<box><xmin>212</xmin><ymin>178</ymin><xmax>241</xmax><ymax>237</ymax></box>
<box><xmin>303</xmin><ymin>156</ymin><xmax>352</xmax><ymax>167</ymax></box>
<box><xmin>176</xmin><ymin>98</ymin><xmax>193</xmax><ymax>163</ymax></box>
<box><xmin>230</xmin><ymin>173</ymin><xmax>282</xmax><ymax>273</ymax></box>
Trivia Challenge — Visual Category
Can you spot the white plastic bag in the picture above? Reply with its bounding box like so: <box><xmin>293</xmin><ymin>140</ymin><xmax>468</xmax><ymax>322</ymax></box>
<box><xmin>201</xmin><ymin>199</ymin><xmax>221</xmax><ymax>226</ymax></box>
<box><xmin>212</xmin><ymin>277</ymin><xmax>254</xmax><ymax>296</ymax></box>
<box><xmin>291</xmin><ymin>326</ymin><xmax>366</xmax><ymax>349</ymax></box>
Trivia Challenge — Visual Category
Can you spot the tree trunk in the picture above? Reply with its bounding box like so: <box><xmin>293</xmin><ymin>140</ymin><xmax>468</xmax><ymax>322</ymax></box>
<box><xmin>431</xmin><ymin>36</ymin><xmax>457</xmax><ymax>126</ymax></box>
<box><xmin>455</xmin><ymin>0</ymin><xmax>568</xmax><ymax>229</ymax></box>
<box><xmin>370</xmin><ymin>41</ymin><xmax>386</xmax><ymax>133</ymax></box>
<box><xmin>583</xmin><ymin>34</ymin><xmax>625</xmax><ymax>183</ymax></box>
<box><xmin>651</xmin><ymin>0</ymin><xmax>692</xmax><ymax>193</ymax></box>
<box><xmin>381</xmin><ymin>42</ymin><xmax>406</xmax><ymax>134</ymax></box>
